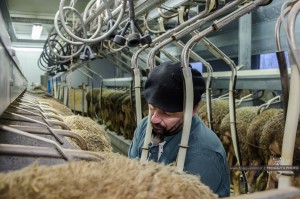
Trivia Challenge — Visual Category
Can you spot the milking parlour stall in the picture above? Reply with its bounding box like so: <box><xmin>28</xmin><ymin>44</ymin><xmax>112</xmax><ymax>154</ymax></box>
<box><xmin>1</xmin><ymin>0</ymin><xmax>300</xmax><ymax>198</ymax></box>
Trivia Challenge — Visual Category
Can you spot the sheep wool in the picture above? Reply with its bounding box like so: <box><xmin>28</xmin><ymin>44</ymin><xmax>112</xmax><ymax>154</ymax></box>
<box><xmin>37</xmin><ymin>97</ymin><xmax>74</xmax><ymax>116</ymax></box>
<box><xmin>0</xmin><ymin>152</ymin><xmax>217</xmax><ymax>199</ymax></box>
<box><xmin>198</xmin><ymin>99</ymin><xmax>229</xmax><ymax>134</ymax></box>
<box><xmin>247</xmin><ymin>108</ymin><xmax>282</xmax><ymax>163</ymax></box>
<box><xmin>62</xmin><ymin>115</ymin><xmax>112</xmax><ymax>152</ymax></box>
<box><xmin>260</xmin><ymin>112</ymin><xmax>300</xmax><ymax>165</ymax></box>
<box><xmin>220</xmin><ymin>106</ymin><xmax>259</xmax><ymax>163</ymax></box>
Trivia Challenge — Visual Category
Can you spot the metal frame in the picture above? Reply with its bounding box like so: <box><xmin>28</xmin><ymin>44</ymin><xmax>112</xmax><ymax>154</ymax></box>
<box><xmin>0</xmin><ymin>9</ymin><xmax>27</xmax><ymax>116</ymax></box>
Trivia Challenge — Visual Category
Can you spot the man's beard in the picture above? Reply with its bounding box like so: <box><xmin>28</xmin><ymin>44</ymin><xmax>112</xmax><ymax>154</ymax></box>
<box><xmin>151</xmin><ymin>118</ymin><xmax>183</xmax><ymax>137</ymax></box>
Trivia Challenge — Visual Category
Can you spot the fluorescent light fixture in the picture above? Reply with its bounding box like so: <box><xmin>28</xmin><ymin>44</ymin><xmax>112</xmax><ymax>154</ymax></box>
<box><xmin>31</xmin><ymin>23</ymin><xmax>43</xmax><ymax>40</ymax></box>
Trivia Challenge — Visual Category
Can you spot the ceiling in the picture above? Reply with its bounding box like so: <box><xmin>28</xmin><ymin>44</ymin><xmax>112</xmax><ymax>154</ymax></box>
<box><xmin>2</xmin><ymin>0</ymin><xmax>90</xmax><ymax>48</ymax></box>
<box><xmin>1</xmin><ymin>0</ymin><xmax>199</xmax><ymax>48</ymax></box>
<box><xmin>1</xmin><ymin>0</ymin><xmax>294</xmax><ymax>60</ymax></box>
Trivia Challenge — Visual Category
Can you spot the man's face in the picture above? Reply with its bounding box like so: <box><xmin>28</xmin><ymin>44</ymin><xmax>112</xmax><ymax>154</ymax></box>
<box><xmin>149</xmin><ymin>104</ymin><xmax>184</xmax><ymax>136</ymax></box>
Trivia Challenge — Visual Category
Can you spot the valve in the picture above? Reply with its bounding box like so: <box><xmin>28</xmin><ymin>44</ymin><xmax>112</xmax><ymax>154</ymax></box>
<box><xmin>106</xmin><ymin>19</ymin><xmax>118</xmax><ymax>39</ymax></box>
<box><xmin>113</xmin><ymin>0</ymin><xmax>152</xmax><ymax>47</ymax></box>
<box><xmin>79</xmin><ymin>45</ymin><xmax>97</xmax><ymax>60</ymax></box>
<box><xmin>127</xmin><ymin>33</ymin><xmax>141</xmax><ymax>47</ymax></box>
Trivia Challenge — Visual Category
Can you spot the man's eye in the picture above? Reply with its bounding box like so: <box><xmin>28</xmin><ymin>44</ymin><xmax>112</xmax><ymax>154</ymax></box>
<box><xmin>165</xmin><ymin>112</ymin><xmax>174</xmax><ymax>116</ymax></box>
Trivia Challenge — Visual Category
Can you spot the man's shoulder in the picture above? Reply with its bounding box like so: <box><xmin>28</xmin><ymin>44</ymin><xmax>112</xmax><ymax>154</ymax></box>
<box><xmin>190</xmin><ymin>116</ymin><xmax>226</xmax><ymax>156</ymax></box>
<box><xmin>134</xmin><ymin>116</ymin><xmax>149</xmax><ymax>137</ymax></box>
<box><xmin>191</xmin><ymin>116</ymin><xmax>219</xmax><ymax>140</ymax></box>
<box><xmin>139</xmin><ymin>116</ymin><xmax>149</xmax><ymax>128</ymax></box>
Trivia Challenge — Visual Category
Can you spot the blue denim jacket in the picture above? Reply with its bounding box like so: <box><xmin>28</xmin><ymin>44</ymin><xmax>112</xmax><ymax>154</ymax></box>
<box><xmin>128</xmin><ymin>115</ymin><xmax>230</xmax><ymax>197</ymax></box>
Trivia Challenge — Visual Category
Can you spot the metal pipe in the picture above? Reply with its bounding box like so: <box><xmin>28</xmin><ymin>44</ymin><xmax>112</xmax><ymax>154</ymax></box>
<box><xmin>160</xmin><ymin>48</ymin><xmax>179</xmax><ymax>62</ymax></box>
<box><xmin>279</xmin><ymin>0</ymin><xmax>300</xmax><ymax>188</ymax></box>
<box><xmin>106</xmin><ymin>56</ymin><xmax>132</xmax><ymax>73</ymax></box>
<box><xmin>131</xmin><ymin>46</ymin><xmax>148</xmax><ymax>125</ymax></box>
<box><xmin>141</xmin><ymin>0</ymin><xmax>242</xmax><ymax>162</ymax></box>
<box><xmin>0</xmin><ymin>125</ymin><xmax>70</xmax><ymax>161</ymax></box>
<box><xmin>47</xmin><ymin>119</ymin><xmax>71</xmax><ymax>130</ymax></box>
<box><xmin>0</xmin><ymin>144</ymin><xmax>104</xmax><ymax>161</ymax></box>
<box><xmin>147</xmin><ymin>0</ymin><xmax>245</xmax><ymax>68</ymax></box>
<box><xmin>3</xmin><ymin>112</ymin><xmax>65</xmax><ymax>145</ymax></box>
<box><xmin>7</xmin><ymin>106</ymin><xmax>45</xmax><ymax>118</ymax></box>
<box><xmin>275</xmin><ymin>1</ymin><xmax>293</xmax><ymax>51</ymax></box>
<box><xmin>275</xmin><ymin>1</ymin><xmax>293</xmax><ymax>121</ymax></box>
<box><xmin>140</xmin><ymin>108</ymin><xmax>153</xmax><ymax>162</ymax></box>
<box><xmin>180</xmin><ymin>0</ymin><xmax>269</xmax><ymax>190</ymax></box>
<box><xmin>176</xmin><ymin>66</ymin><xmax>194</xmax><ymax>172</ymax></box>
<box><xmin>84</xmin><ymin>0</ymin><xmax>114</xmax><ymax>26</ymax></box>
<box><xmin>8</xmin><ymin>125</ymin><xmax>88</xmax><ymax>150</ymax></box>
<box><xmin>147</xmin><ymin>0</ymin><xmax>222</xmax><ymax>47</ymax></box>
<box><xmin>173</xmin><ymin>40</ymin><xmax>214</xmax><ymax>130</ymax></box>
<box><xmin>1</xmin><ymin>113</ymin><xmax>47</xmax><ymax>125</ymax></box>
<box><xmin>276</xmin><ymin>51</ymin><xmax>290</xmax><ymax>120</ymax></box>
<box><xmin>43</xmin><ymin>113</ymin><xmax>64</xmax><ymax>122</ymax></box>
<box><xmin>58</xmin><ymin>0</ymin><xmax>124</xmax><ymax>43</ymax></box>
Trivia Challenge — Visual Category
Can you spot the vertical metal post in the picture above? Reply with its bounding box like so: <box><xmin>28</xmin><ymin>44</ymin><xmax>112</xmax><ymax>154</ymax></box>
<box><xmin>238</xmin><ymin>13</ymin><xmax>252</xmax><ymax>70</ymax></box>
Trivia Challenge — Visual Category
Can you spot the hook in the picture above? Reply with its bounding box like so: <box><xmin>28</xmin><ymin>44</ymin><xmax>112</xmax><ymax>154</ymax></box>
<box><xmin>258</xmin><ymin>95</ymin><xmax>281</xmax><ymax>114</ymax></box>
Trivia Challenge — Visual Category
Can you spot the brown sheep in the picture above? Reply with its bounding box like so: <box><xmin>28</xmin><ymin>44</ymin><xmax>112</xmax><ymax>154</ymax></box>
<box><xmin>198</xmin><ymin>99</ymin><xmax>229</xmax><ymax>135</ymax></box>
<box><xmin>62</xmin><ymin>115</ymin><xmax>112</xmax><ymax>152</ymax></box>
<box><xmin>100</xmin><ymin>90</ymin><xmax>123</xmax><ymax>133</ymax></box>
<box><xmin>0</xmin><ymin>152</ymin><xmax>217</xmax><ymax>199</ymax></box>
<box><xmin>219</xmin><ymin>106</ymin><xmax>259</xmax><ymax>195</ymax></box>
<box><xmin>106</xmin><ymin>91</ymin><xmax>128</xmax><ymax>134</ymax></box>
<box><xmin>37</xmin><ymin>97</ymin><xmax>74</xmax><ymax>116</ymax></box>
<box><xmin>259</xmin><ymin>112</ymin><xmax>300</xmax><ymax>190</ymax></box>
<box><xmin>246</xmin><ymin>108</ymin><xmax>282</xmax><ymax>192</ymax></box>
<box><xmin>86</xmin><ymin>88</ymin><xmax>102</xmax><ymax>119</ymax></box>
<box><xmin>121</xmin><ymin>94</ymin><xmax>137</xmax><ymax>139</ymax></box>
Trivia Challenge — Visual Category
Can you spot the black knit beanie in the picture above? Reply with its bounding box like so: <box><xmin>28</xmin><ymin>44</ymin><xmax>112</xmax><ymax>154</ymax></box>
<box><xmin>143</xmin><ymin>61</ymin><xmax>206</xmax><ymax>112</ymax></box>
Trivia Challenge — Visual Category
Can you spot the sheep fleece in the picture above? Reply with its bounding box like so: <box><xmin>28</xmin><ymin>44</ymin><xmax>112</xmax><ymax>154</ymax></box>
<box><xmin>0</xmin><ymin>153</ymin><xmax>217</xmax><ymax>199</ymax></box>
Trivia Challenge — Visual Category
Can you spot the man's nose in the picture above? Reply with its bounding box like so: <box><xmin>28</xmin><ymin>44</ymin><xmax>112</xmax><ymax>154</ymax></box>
<box><xmin>151</xmin><ymin>111</ymin><xmax>162</xmax><ymax>123</ymax></box>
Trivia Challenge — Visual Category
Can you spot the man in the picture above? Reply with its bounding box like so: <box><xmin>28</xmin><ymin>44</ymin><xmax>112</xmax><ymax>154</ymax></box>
<box><xmin>128</xmin><ymin>61</ymin><xmax>230</xmax><ymax>197</ymax></box>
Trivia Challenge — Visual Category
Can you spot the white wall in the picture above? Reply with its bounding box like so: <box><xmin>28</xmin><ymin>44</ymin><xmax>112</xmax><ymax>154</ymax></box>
<box><xmin>13</xmin><ymin>47</ymin><xmax>44</xmax><ymax>88</ymax></box>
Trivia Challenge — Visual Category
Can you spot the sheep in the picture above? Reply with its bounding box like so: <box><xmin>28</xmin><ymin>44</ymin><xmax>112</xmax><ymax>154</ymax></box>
<box><xmin>106</xmin><ymin>91</ymin><xmax>128</xmax><ymax>134</ymax></box>
<box><xmin>121</xmin><ymin>94</ymin><xmax>137</xmax><ymax>139</ymax></box>
<box><xmin>27</xmin><ymin>85</ymin><xmax>51</xmax><ymax>98</ymax></box>
<box><xmin>100</xmin><ymin>90</ymin><xmax>126</xmax><ymax>129</ymax></box>
<box><xmin>62</xmin><ymin>115</ymin><xmax>112</xmax><ymax>152</ymax></box>
<box><xmin>198</xmin><ymin>99</ymin><xmax>229</xmax><ymax>135</ymax></box>
<box><xmin>37</xmin><ymin>97</ymin><xmax>74</xmax><ymax>116</ymax></box>
<box><xmin>0</xmin><ymin>152</ymin><xmax>217</xmax><ymax>199</ymax></box>
<box><xmin>246</xmin><ymin>108</ymin><xmax>282</xmax><ymax>192</ymax></box>
<box><xmin>86</xmin><ymin>88</ymin><xmax>104</xmax><ymax>119</ymax></box>
<box><xmin>259</xmin><ymin>112</ymin><xmax>300</xmax><ymax>190</ymax></box>
<box><xmin>86</xmin><ymin>88</ymin><xmax>148</xmax><ymax>140</ymax></box>
<box><xmin>219</xmin><ymin>106</ymin><xmax>259</xmax><ymax>195</ymax></box>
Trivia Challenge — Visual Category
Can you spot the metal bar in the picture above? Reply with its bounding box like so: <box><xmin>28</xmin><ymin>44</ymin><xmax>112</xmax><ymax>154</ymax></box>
<box><xmin>160</xmin><ymin>48</ymin><xmax>179</xmax><ymax>62</ymax></box>
<box><xmin>174</xmin><ymin>40</ymin><xmax>214</xmax><ymax>130</ymax></box>
<box><xmin>83</xmin><ymin>0</ymin><xmax>115</xmax><ymax>26</ymax></box>
<box><xmin>8</xmin><ymin>125</ymin><xmax>88</xmax><ymax>150</ymax></box>
<box><xmin>78</xmin><ymin>68</ymin><xmax>93</xmax><ymax>79</ymax></box>
<box><xmin>3</xmin><ymin>112</ymin><xmax>65</xmax><ymax>145</ymax></box>
<box><xmin>180</xmin><ymin>0</ymin><xmax>270</xmax><ymax>191</ymax></box>
<box><xmin>147</xmin><ymin>0</ymin><xmax>245</xmax><ymax>69</ymax></box>
<box><xmin>0</xmin><ymin>125</ymin><xmax>69</xmax><ymax>160</ymax></box>
<box><xmin>0</xmin><ymin>144</ymin><xmax>104</xmax><ymax>161</ymax></box>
